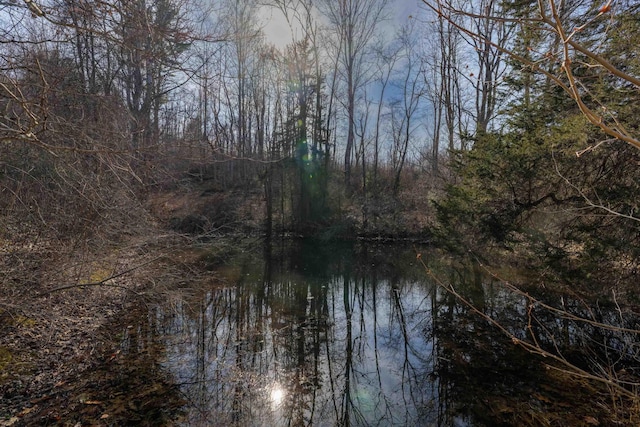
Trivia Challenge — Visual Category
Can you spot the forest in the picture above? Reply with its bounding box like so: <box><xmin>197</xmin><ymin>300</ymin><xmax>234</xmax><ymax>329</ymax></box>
<box><xmin>1</xmin><ymin>0</ymin><xmax>640</xmax><ymax>425</ymax></box>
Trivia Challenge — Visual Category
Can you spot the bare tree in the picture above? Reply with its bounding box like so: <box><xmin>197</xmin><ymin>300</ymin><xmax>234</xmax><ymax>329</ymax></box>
<box><xmin>422</xmin><ymin>13</ymin><xmax>467</xmax><ymax>171</ymax></box>
<box><xmin>390</xmin><ymin>20</ymin><xmax>426</xmax><ymax>196</ymax></box>
<box><xmin>421</xmin><ymin>0</ymin><xmax>640</xmax><ymax>151</ymax></box>
<box><xmin>371</xmin><ymin>39</ymin><xmax>400</xmax><ymax>186</ymax></box>
<box><xmin>467</xmin><ymin>0</ymin><xmax>513</xmax><ymax>134</ymax></box>
<box><xmin>318</xmin><ymin>0</ymin><xmax>387</xmax><ymax>187</ymax></box>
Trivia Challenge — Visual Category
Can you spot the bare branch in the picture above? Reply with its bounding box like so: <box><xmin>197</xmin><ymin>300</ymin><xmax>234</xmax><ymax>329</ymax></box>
<box><xmin>23</xmin><ymin>0</ymin><xmax>44</xmax><ymax>17</ymax></box>
<box><xmin>38</xmin><ymin>256</ymin><xmax>164</xmax><ymax>297</ymax></box>
<box><xmin>552</xmin><ymin>152</ymin><xmax>640</xmax><ymax>223</ymax></box>
<box><xmin>422</xmin><ymin>0</ymin><xmax>640</xmax><ymax>151</ymax></box>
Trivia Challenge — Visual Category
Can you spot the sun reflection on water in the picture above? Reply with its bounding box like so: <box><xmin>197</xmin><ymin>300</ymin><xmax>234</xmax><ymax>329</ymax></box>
<box><xmin>270</xmin><ymin>383</ymin><xmax>286</xmax><ymax>407</ymax></box>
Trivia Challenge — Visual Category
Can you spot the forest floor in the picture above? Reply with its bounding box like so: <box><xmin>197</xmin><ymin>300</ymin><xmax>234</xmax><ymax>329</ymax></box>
<box><xmin>0</xmin><ymin>180</ymin><xmax>247</xmax><ymax>426</ymax></box>
<box><xmin>0</xmin><ymin>226</ymin><xmax>203</xmax><ymax>426</ymax></box>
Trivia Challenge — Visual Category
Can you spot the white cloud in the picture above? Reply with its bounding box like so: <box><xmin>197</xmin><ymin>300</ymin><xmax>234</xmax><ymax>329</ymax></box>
<box><xmin>258</xmin><ymin>6</ymin><xmax>294</xmax><ymax>50</ymax></box>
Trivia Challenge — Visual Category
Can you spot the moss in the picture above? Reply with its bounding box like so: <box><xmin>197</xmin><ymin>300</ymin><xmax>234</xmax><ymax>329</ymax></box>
<box><xmin>89</xmin><ymin>264</ymin><xmax>113</xmax><ymax>283</ymax></box>
<box><xmin>15</xmin><ymin>315</ymin><xmax>36</xmax><ymax>328</ymax></box>
<box><xmin>0</xmin><ymin>346</ymin><xmax>13</xmax><ymax>371</ymax></box>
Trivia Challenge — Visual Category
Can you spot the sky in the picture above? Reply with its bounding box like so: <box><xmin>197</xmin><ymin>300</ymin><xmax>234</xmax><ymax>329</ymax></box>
<box><xmin>259</xmin><ymin>0</ymin><xmax>422</xmax><ymax>50</ymax></box>
<box><xmin>259</xmin><ymin>6</ymin><xmax>293</xmax><ymax>49</ymax></box>
<box><xmin>256</xmin><ymin>0</ymin><xmax>430</xmax><ymax>162</ymax></box>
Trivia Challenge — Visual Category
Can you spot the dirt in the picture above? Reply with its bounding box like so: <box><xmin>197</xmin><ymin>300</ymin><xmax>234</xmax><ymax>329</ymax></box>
<box><xmin>0</xmin><ymin>179</ymin><xmax>269</xmax><ymax>426</ymax></box>
<box><xmin>0</xmin><ymin>229</ymin><xmax>202</xmax><ymax>426</ymax></box>
<box><xmin>146</xmin><ymin>183</ymin><xmax>265</xmax><ymax>235</ymax></box>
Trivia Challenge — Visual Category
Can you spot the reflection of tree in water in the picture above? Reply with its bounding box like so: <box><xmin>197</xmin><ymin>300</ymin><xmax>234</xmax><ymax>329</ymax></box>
<box><xmin>154</xmin><ymin>242</ymin><xmax>450</xmax><ymax>426</ymax></box>
<box><xmin>430</xmin><ymin>260</ymin><xmax>640</xmax><ymax>425</ymax></box>
<box><xmin>432</xmin><ymin>263</ymin><xmax>542</xmax><ymax>424</ymax></box>
<box><xmin>148</xmin><ymin>242</ymin><xmax>637</xmax><ymax>425</ymax></box>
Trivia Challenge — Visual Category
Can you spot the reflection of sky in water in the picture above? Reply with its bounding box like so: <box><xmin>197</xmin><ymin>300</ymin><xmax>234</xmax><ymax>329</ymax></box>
<box><xmin>132</xmin><ymin>243</ymin><xmax>640</xmax><ymax>426</ymax></box>
<box><xmin>151</xmin><ymin>241</ymin><xmax>624</xmax><ymax>427</ymax></box>
<box><xmin>156</xmin><ymin>262</ymin><xmax>452</xmax><ymax>426</ymax></box>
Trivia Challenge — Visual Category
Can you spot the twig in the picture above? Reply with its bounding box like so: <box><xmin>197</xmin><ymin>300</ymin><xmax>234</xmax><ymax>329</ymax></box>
<box><xmin>612</xmin><ymin>288</ymin><xmax>624</xmax><ymax>324</ymax></box>
<box><xmin>552</xmin><ymin>152</ymin><xmax>640</xmax><ymax>224</ymax></box>
<box><xmin>414</xmin><ymin>248</ymin><xmax>640</xmax><ymax>400</ymax></box>
<box><xmin>38</xmin><ymin>256</ymin><xmax>164</xmax><ymax>297</ymax></box>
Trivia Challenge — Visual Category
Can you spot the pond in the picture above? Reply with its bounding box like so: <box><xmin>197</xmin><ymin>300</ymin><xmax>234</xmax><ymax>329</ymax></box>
<box><xmin>121</xmin><ymin>239</ymin><xmax>639</xmax><ymax>426</ymax></box>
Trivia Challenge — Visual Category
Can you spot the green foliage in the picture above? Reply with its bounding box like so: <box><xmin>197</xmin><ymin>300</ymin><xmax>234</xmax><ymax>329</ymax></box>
<box><xmin>435</xmin><ymin>126</ymin><xmax>557</xmax><ymax>249</ymax></box>
<box><xmin>435</xmin><ymin>6</ymin><xmax>640</xmax><ymax>281</ymax></box>
<box><xmin>438</xmin><ymin>100</ymin><xmax>640</xmax><ymax>275</ymax></box>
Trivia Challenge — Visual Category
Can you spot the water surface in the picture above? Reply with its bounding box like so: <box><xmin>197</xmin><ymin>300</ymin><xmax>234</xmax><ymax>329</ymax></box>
<box><xmin>127</xmin><ymin>239</ymin><xmax>636</xmax><ymax>426</ymax></box>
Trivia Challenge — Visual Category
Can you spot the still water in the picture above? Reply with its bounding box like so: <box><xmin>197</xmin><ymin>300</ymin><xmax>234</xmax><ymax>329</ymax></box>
<box><xmin>124</xmin><ymin>239</ymin><xmax>638</xmax><ymax>426</ymax></box>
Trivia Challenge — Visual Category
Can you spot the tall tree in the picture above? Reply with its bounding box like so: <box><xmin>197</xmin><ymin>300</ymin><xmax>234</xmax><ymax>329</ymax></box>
<box><xmin>422</xmin><ymin>0</ymin><xmax>640</xmax><ymax>151</ymax></box>
<box><xmin>390</xmin><ymin>20</ymin><xmax>426</xmax><ymax>195</ymax></box>
<box><xmin>371</xmin><ymin>39</ymin><xmax>400</xmax><ymax>185</ymax></box>
<box><xmin>469</xmin><ymin>0</ymin><xmax>513</xmax><ymax>135</ymax></box>
<box><xmin>421</xmin><ymin>9</ymin><xmax>469</xmax><ymax>175</ymax></box>
<box><xmin>116</xmin><ymin>0</ymin><xmax>190</xmax><ymax>157</ymax></box>
<box><xmin>319</xmin><ymin>0</ymin><xmax>387</xmax><ymax>186</ymax></box>
<box><xmin>434</xmin><ymin>0</ymin><xmax>640</xmax><ymax>276</ymax></box>
<box><xmin>267</xmin><ymin>0</ymin><xmax>332</xmax><ymax>228</ymax></box>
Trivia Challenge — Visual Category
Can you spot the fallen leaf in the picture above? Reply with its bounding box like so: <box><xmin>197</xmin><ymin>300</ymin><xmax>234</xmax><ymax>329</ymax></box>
<box><xmin>0</xmin><ymin>416</ymin><xmax>19</xmax><ymax>426</ymax></box>
<box><xmin>17</xmin><ymin>407</ymin><xmax>35</xmax><ymax>417</ymax></box>
<box><xmin>532</xmin><ymin>393</ymin><xmax>551</xmax><ymax>403</ymax></box>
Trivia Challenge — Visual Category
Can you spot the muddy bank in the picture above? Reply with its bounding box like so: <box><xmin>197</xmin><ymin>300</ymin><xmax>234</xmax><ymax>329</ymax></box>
<box><xmin>146</xmin><ymin>178</ymin><xmax>434</xmax><ymax>241</ymax></box>
<box><xmin>0</xmin><ymin>232</ymin><xmax>216</xmax><ymax>426</ymax></box>
<box><xmin>3</xmin><ymin>303</ymin><xmax>185</xmax><ymax>426</ymax></box>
